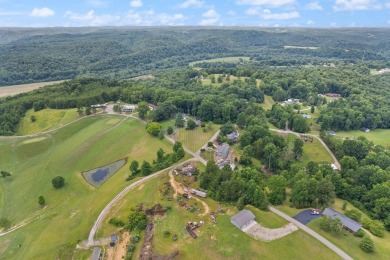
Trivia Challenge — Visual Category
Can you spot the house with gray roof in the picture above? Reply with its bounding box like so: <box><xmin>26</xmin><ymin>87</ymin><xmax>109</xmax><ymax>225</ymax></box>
<box><xmin>216</xmin><ymin>143</ymin><xmax>230</xmax><ymax>158</ymax></box>
<box><xmin>322</xmin><ymin>208</ymin><xmax>362</xmax><ymax>233</ymax></box>
<box><xmin>226</xmin><ymin>131</ymin><xmax>240</xmax><ymax>142</ymax></box>
<box><xmin>231</xmin><ymin>209</ymin><xmax>256</xmax><ymax>230</ymax></box>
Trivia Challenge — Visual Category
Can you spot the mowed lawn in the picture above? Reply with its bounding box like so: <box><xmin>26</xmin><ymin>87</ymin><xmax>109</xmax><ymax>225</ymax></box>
<box><xmin>261</xmin><ymin>95</ymin><xmax>275</xmax><ymax>110</ymax></box>
<box><xmin>0</xmin><ymin>80</ymin><xmax>66</xmax><ymax>98</ymax></box>
<box><xmin>96</xmin><ymin>172</ymin><xmax>338</xmax><ymax>260</ymax></box>
<box><xmin>175</xmin><ymin>126</ymin><xmax>218</xmax><ymax>152</ymax></box>
<box><xmin>0</xmin><ymin>116</ymin><xmax>175</xmax><ymax>259</ymax></box>
<box><xmin>17</xmin><ymin>108</ymin><xmax>80</xmax><ymax>135</ymax></box>
<box><xmin>335</xmin><ymin>129</ymin><xmax>390</xmax><ymax>148</ymax></box>
<box><xmin>300</xmin><ymin>137</ymin><xmax>333</xmax><ymax>166</ymax></box>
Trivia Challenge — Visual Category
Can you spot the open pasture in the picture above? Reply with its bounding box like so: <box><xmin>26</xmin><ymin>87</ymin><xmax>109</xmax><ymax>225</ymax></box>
<box><xmin>0</xmin><ymin>115</ymin><xmax>174</xmax><ymax>259</ymax></box>
<box><xmin>0</xmin><ymin>80</ymin><xmax>66</xmax><ymax>98</ymax></box>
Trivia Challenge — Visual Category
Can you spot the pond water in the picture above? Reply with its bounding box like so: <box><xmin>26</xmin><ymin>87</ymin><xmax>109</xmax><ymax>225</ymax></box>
<box><xmin>82</xmin><ymin>158</ymin><xmax>126</xmax><ymax>187</ymax></box>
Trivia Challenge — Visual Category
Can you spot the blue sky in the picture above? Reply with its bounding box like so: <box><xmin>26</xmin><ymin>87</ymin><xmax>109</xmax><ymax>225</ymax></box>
<box><xmin>0</xmin><ymin>0</ymin><xmax>389</xmax><ymax>27</ymax></box>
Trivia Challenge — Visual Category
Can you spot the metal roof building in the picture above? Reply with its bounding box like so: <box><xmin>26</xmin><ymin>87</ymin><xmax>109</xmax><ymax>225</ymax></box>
<box><xmin>322</xmin><ymin>208</ymin><xmax>362</xmax><ymax>232</ymax></box>
<box><xmin>216</xmin><ymin>143</ymin><xmax>230</xmax><ymax>158</ymax></box>
<box><xmin>231</xmin><ymin>209</ymin><xmax>256</xmax><ymax>230</ymax></box>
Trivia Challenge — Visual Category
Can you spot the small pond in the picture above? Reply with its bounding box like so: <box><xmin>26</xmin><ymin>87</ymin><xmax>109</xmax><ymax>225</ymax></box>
<box><xmin>82</xmin><ymin>158</ymin><xmax>127</xmax><ymax>187</ymax></box>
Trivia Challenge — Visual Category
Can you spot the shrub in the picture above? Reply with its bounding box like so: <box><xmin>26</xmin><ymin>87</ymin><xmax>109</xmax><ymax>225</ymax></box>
<box><xmin>354</xmin><ymin>229</ymin><xmax>365</xmax><ymax>237</ymax></box>
<box><xmin>163</xmin><ymin>230</ymin><xmax>171</xmax><ymax>238</ymax></box>
<box><xmin>172</xmin><ymin>234</ymin><xmax>178</xmax><ymax>241</ymax></box>
<box><xmin>360</xmin><ymin>235</ymin><xmax>374</xmax><ymax>253</ymax></box>
<box><xmin>167</xmin><ymin>126</ymin><xmax>173</xmax><ymax>135</ymax></box>
<box><xmin>369</xmin><ymin>220</ymin><xmax>385</xmax><ymax>237</ymax></box>
<box><xmin>361</xmin><ymin>217</ymin><xmax>372</xmax><ymax>229</ymax></box>
<box><xmin>52</xmin><ymin>176</ymin><xmax>65</xmax><ymax>189</ymax></box>
<box><xmin>342</xmin><ymin>201</ymin><xmax>348</xmax><ymax>210</ymax></box>
<box><xmin>38</xmin><ymin>196</ymin><xmax>46</xmax><ymax>206</ymax></box>
<box><xmin>345</xmin><ymin>209</ymin><xmax>361</xmax><ymax>222</ymax></box>
<box><xmin>0</xmin><ymin>217</ymin><xmax>11</xmax><ymax>229</ymax></box>
<box><xmin>108</xmin><ymin>218</ymin><xmax>125</xmax><ymax>227</ymax></box>
<box><xmin>131</xmin><ymin>234</ymin><xmax>140</xmax><ymax>243</ymax></box>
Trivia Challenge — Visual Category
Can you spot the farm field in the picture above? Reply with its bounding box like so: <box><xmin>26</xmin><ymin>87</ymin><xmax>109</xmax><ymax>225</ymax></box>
<box><xmin>189</xmin><ymin>56</ymin><xmax>250</xmax><ymax>67</ymax></box>
<box><xmin>0</xmin><ymin>80</ymin><xmax>66</xmax><ymax>98</ymax></box>
<box><xmin>96</xmin><ymin>170</ymin><xmax>338</xmax><ymax>260</ymax></box>
<box><xmin>0</xmin><ymin>115</ymin><xmax>175</xmax><ymax>259</ymax></box>
<box><xmin>335</xmin><ymin>129</ymin><xmax>390</xmax><ymax>148</ymax></box>
<box><xmin>175</xmin><ymin>126</ymin><xmax>218</xmax><ymax>152</ymax></box>
<box><xmin>17</xmin><ymin>108</ymin><xmax>80</xmax><ymax>135</ymax></box>
<box><xmin>201</xmin><ymin>74</ymin><xmax>262</xmax><ymax>87</ymax></box>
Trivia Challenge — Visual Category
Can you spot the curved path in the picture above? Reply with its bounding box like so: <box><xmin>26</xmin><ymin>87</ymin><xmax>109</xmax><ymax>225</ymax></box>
<box><xmin>87</xmin><ymin>158</ymin><xmax>197</xmax><ymax>246</ymax></box>
<box><xmin>269</xmin><ymin>207</ymin><xmax>352</xmax><ymax>260</ymax></box>
<box><xmin>270</xmin><ymin>128</ymin><xmax>341</xmax><ymax>170</ymax></box>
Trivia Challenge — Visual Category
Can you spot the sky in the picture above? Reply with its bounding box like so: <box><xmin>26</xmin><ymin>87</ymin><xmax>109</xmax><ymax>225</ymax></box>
<box><xmin>0</xmin><ymin>0</ymin><xmax>390</xmax><ymax>27</ymax></box>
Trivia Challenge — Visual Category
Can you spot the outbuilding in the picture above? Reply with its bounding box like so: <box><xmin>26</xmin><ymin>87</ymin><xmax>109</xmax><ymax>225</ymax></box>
<box><xmin>230</xmin><ymin>209</ymin><xmax>256</xmax><ymax>230</ymax></box>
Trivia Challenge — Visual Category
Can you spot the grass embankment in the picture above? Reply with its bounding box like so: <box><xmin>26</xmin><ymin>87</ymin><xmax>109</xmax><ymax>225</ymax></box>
<box><xmin>201</xmin><ymin>74</ymin><xmax>262</xmax><ymax>87</ymax></box>
<box><xmin>335</xmin><ymin>129</ymin><xmax>390</xmax><ymax>148</ymax></box>
<box><xmin>17</xmin><ymin>108</ymin><xmax>80</xmax><ymax>135</ymax></box>
<box><xmin>0</xmin><ymin>116</ymin><xmax>175</xmax><ymax>259</ymax></box>
<box><xmin>97</xmin><ymin>172</ymin><xmax>337</xmax><ymax>259</ymax></box>
<box><xmin>300</xmin><ymin>137</ymin><xmax>333</xmax><ymax>165</ymax></box>
<box><xmin>261</xmin><ymin>95</ymin><xmax>275</xmax><ymax>111</ymax></box>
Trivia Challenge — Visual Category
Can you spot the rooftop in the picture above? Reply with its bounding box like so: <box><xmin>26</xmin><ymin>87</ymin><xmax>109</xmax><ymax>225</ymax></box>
<box><xmin>322</xmin><ymin>208</ymin><xmax>362</xmax><ymax>232</ymax></box>
<box><xmin>216</xmin><ymin>143</ymin><xmax>230</xmax><ymax>158</ymax></box>
<box><xmin>231</xmin><ymin>209</ymin><xmax>255</xmax><ymax>229</ymax></box>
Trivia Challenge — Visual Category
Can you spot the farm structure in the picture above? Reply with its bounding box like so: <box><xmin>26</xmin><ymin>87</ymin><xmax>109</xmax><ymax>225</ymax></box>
<box><xmin>326</xmin><ymin>131</ymin><xmax>336</xmax><ymax>136</ymax></box>
<box><xmin>226</xmin><ymin>131</ymin><xmax>239</xmax><ymax>142</ymax></box>
<box><xmin>122</xmin><ymin>105</ymin><xmax>136</xmax><ymax>112</ymax></box>
<box><xmin>360</xmin><ymin>127</ymin><xmax>370</xmax><ymax>132</ymax></box>
<box><xmin>91</xmin><ymin>104</ymin><xmax>107</xmax><ymax>109</ymax></box>
<box><xmin>231</xmin><ymin>209</ymin><xmax>256</xmax><ymax>230</ymax></box>
<box><xmin>322</xmin><ymin>208</ymin><xmax>362</xmax><ymax>233</ymax></box>
<box><xmin>190</xmin><ymin>189</ymin><xmax>207</xmax><ymax>198</ymax></box>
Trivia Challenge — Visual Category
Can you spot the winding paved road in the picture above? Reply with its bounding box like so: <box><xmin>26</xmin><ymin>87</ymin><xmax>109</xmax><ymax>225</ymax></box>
<box><xmin>269</xmin><ymin>207</ymin><xmax>352</xmax><ymax>260</ymax></box>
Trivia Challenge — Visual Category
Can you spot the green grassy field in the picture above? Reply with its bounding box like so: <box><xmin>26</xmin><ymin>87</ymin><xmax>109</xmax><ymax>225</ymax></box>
<box><xmin>96</xmin><ymin>171</ymin><xmax>338</xmax><ymax>260</ymax></box>
<box><xmin>261</xmin><ymin>95</ymin><xmax>275</xmax><ymax>110</ymax></box>
<box><xmin>201</xmin><ymin>74</ymin><xmax>262</xmax><ymax>87</ymax></box>
<box><xmin>0</xmin><ymin>115</ymin><xmax>175</xmax><ymax>259</ymax></box>
<box><xmin>284</xmin><ymin>45</ymin><xmax>319</xmax><ymax>50</ymax></box>
<box><xmin>299</xmin><ymin>137</ymin><xmax>333</xmax><ymax>166</ymax></box>
<box><xmin>17</xmin><ymin>108</ymin><xmax>80</xmax><ymax>135</ymax></box>
<box><xmin>189</xmin><ymin>56</ymin><xmax>250</xmax><ymax>67</ymax></box>
<box><xmin>175</xmin><ymin>126</ymin><xmax>218</xmax><ymax>152</ymax></box>
<box><xmin>335</xmin><ymin>129</ymin><xmax>390</xmax><ymax>148</ymax></box>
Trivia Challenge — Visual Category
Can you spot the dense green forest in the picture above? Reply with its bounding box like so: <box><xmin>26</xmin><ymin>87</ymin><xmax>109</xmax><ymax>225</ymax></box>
<box><xmin>2</xmin><ymin>27</ymin><xmax>390</xmax><ymax>86</ymax></box>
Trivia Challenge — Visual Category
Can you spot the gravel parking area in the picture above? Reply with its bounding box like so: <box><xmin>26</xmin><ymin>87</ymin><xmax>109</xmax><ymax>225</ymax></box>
<box><xmin>244</xmin><ymin>221</ymin><xmax>298</xmax><ymax>241</ymax></box>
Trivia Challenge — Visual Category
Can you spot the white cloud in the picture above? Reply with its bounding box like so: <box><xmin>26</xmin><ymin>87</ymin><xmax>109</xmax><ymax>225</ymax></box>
<box><xmin>260</xmin><ymin>9</ymin><xmax>300</xmax><ymax>20</ymax></box>
<box><xmin>124</xmin><ymin>9</ymin><xmax>186</xmax><ymax>25</ymax></box>
<box><xmin>306</xmin><ymin>1</ymin><xmax>323</xmax><ymax>10</ymax></box>
<box><xmin>86</xmin><ymin>0</ymin><xmax>108</xmax><ymax>8</ymax></box>
<box><xmin>227</xmin><ymin>10</ymin><xmax>236</xmax><ymax>16</ymax></box>
<box><xmin>30</xmin><ymin>7</ymin><xmax>55</xmax><ymax>17</ymax></box>
<box><xmin>386</xmin><ymin>3</ymin><xmax>390</xmax><ymax>8</ymax></box>
<box><xmin>236</xmin><ymin>0</ymin><xmax>296</xmax><ymax>8</ymax></box>
<box><xmin>0</xmin><ymin>11</ymin><xmax>24</xmax><ymax>16</ymax></box>
<box><xmin>130</xmin><ymin>0</ymin><xmax>142</xmax><ymax>8</ymax></box>
<box><xmin>307</xmin><ymin>19</ymin><xmax>315</xmax><ymax>25</ymax></box>
<box><xmin>65</xmin><ymin>10</ymin><xmax>95</xmax><ymax>20</ymax></box>
<box><xmin>246</xmin><ymin>7</ymin><xmax>260</xmax><ymax>15</ymax></box>
<box><xmin>65</xmin><ymin>10</ymin><xmax>120</xmax><ymax>25</ymax></box>
<box><xmin>199</xmin><ymin>9</ymin><xmax>220</xmax><ymax>25</ymax></box>
<box><xmin>179</xmin><ymin>0</ymin><xmax>205</xmax><ymax>8</ymax></box>
<box><xmin>333</xmin><ymin>0</ymin><xmax>382</xmax><ymax>11</ymax></box>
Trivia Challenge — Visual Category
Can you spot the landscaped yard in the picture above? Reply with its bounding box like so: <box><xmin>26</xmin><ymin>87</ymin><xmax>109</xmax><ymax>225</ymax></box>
<box><xmin>175</xmin><ymin>126</ymin><xmax>218</xmax><ymax>152</ymax></box>
<box><xmin>335</xmin><ymin>129</ymin><xmax>390</xmax><ymax>148</ymax></box>
<box><xmin>299</xmin><ymin>137</ymin><xmax>333</xmax><ymax>166</ymax></box>
<box><xmin>17</xmin><ymin>108</ymin><xmax>80</xmax><ymax>135</ymax></box>
<box><xmin>0</xmin><ymin>116</ymin><xmax>175</xmax><ymax>259</ymax></box>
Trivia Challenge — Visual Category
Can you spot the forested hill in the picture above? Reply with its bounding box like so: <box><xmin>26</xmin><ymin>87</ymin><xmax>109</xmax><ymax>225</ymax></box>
<box><xmin>1</xmin><ymin>27</ymin><xmax>390</xmax><ymax>86</ymax></box>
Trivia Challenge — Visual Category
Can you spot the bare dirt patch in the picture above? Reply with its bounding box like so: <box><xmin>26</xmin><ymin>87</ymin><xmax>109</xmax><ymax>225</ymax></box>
<box><xmin>0</xmin><ymin>80</ymin><xmax>66</xmax><ymax>98</ymax></box>
<box><xmin>105</xmin><ymin>232</ymin><xmax>130</xmax><ymax>260</ymax></box>
<box><xmin>129</xmin><ymin>74</ymin><xmax>155</xmax><ymax>81</ymax></box>
<box><xmin>244</xmin><ymin>221</ymin><xmax>298</xmax><ymax>241</ymax></box>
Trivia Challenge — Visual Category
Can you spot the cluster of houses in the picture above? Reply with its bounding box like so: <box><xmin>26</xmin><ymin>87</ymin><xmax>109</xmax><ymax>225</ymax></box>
<box><xmin>281</xmin><ymin>98</ymin><xmax>300</xmax><ymax>106</ymax></box>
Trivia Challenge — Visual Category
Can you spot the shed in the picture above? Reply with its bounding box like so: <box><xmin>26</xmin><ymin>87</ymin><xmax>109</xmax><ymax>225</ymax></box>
<box><xmin>216</xmin><ymin>143</ymin><xmax>230</xmax><ymax>158</ymax></box>
<box><xmin>322</xmin><ymin>208</ymin><xmax>362</xmax><ymax>232</ymax></box>
<box><xmin>360</xmin><ymin>127</ymin><xmax>370</xmax><ymax>133</ymax></box>
<box><xmin>230</xmin><ymin>209</ymin><xmax>255</xmax><ymax>230</ymax></box>
<box><xmin>301</xmin><ymin>114</ymin><xmax>312</xmax><ymax>119</ymax></box>
<box><xmin>91</xmin><ymin>247</ymin><xmax>102</xmax><ymax>260</ymax></box>
<box><xmin>122</xmin><ymin>105</ymin><xmax>136</xmax><ymax>112</ymax></box>
<box><xmin>326</xmin><ymin>131</ymin><xmax>336</xmax><ymax>136</ymax></box>
<box><xmin>190</xmin><ymin>188</ymin><xmax>207</xmax><ymax>198</ymax></box>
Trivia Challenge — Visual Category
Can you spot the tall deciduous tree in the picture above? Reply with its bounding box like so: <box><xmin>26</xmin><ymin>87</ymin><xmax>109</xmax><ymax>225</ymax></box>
<box><xmin>130</xmin><ymin>160</ymin><xmax>139</xmax><ymax>175</ymax></box>
<box><xmin>137</xmin><ymin>101</ymin><xmax>149</xmax><ymax>119</ymax></box>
